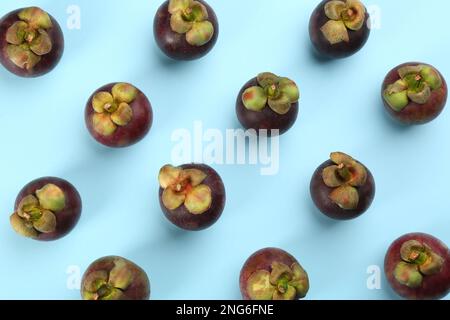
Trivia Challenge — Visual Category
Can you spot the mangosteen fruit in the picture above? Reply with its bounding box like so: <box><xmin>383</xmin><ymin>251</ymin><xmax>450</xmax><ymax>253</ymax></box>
<box><xmin>310</xmin><ymin>152</ymin><xmax>375</xmax><ymax>220</ymax></box>
<box><xmin>10</xmin><ymin>177</ymin><xmax>82</xmax><ymax>241</ymax></box>
<box><xmin>0</xmin><ymin>7</ymin><xmax>64</xmax><ymax>77</ymax></box>
<box><xmin>158</xmin><ymin>163</ymin><xmax>225</xmax><ymax>231</ymax></box>
<box><xmin>236</xmin><ymin>72</ymin><xmax>300</xmax><ymax>135</ymax></box>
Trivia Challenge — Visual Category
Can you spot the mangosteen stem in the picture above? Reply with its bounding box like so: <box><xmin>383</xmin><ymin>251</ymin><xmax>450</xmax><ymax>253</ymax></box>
<box><xmin>277</xmin><ymin>278</ymin><xmax>289</xmax><ymax>294</ymax></box>
<box><xmin>337</xmin><ymin>164</ymin><xmax>351</xmax><ymax>181</ymax></box>
<box><xmin>183</xmin><ymin>8</ymin><xmax>195</xmax><ymax>21</ymax></box>
<box><xmin>267</xmin><ymin>84</ymin><xmax>278</xmax><ymax>98</ymax></box>
<box><xmin>97</xmin><ymin>284</ymin><xmax>112</xmax><ymax>299</ymax></box>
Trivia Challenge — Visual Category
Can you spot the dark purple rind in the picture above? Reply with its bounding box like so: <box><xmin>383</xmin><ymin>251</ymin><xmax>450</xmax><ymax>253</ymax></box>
<box><xmin>153</xmin><ymin>0</ymin><xmax>219</xmax><ymax>61</ymax></box>
<box><xmin>14</xmin><ymin>177</ymin><xmax>82</xmax><ymax>241</ymax></box>
<box><xmin>81</xmin><ymin>256</ymin><xmax>150</xmax><ymax>300</ymax></box>
<box><xmin>236</xmin><ymin>78</ymin><xmax>299</xmax><ymax>136</ymax></box>
<box><xmin>239</xmin><ymin>248</ymin><xmax>301</xmax><ymax>300</ymax></box>
<box><xmin>85</xmin><ymin>83</ymin><xmax>153</xmax><ymax>148</ymax></box>
<box><xmin>381</xmin><ymin>62</ymin><xmax>448</xmax><ymax>125</ymax></box>
<box><xmin>159</xmin><ymin>163</ymin><xmax>226</xmax><ymax>231</ymax></box>
<box><xmin>0</xmin><ymin>8</ymin><xmax>64</xmax><ymax>77</ymax></box>
<box><xmin>310</xmin><ymin>159</ymin><xmax>375</xmax><ymax>220</ymax></box>
<box><xmin>309</xmin><ymin>0</ymin><xmax>370</xmax><ymax>59</ymax></box>
<box><xmin>385</xmin><ymin>233</ymin><xmax>450</xmax><ymax>300</ymax></box>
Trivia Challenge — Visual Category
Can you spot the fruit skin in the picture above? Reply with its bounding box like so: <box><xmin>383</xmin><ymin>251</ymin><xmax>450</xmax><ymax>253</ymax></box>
<box><xmin>14</xmin><ymin>177</ymin><xmax>82</xmax><ymax>241</ymax></box>
<box><xmin>309</xmin><ymin>0</ymin><xmax>370</xmax><ymax>59</ymax></box>
<box><xmin>85</xmin><ymin>83</ymin><xmax>153</xmax><ymax>148</ymax></box>
<box><xmin>0</xmin><ymin>8</ymin><xmax>64</xmax><ymax>77</ymax></box>
<box><xmin>310</xmin><ymin>160</ymin><xmax>375</xmax><ymax>220</ymax></box>
<box><xmin>239</xmin><ymin>248</ymin><xmax>307</xmax><ymax>300</ymax></box>
<box><xmin>153</xmin><ymin>0</ymin><xmax>219</xmax><ymax>61</ymax></box>
<box><xmin>384</xmin><ymin>233</ymin><xmax>450</xmax><ymax>300</ymax></box>
<box><xmin>236</xmin><ymin>78</ymin><xmax>299</xmax><ymax>135</ymax></box>
<box><xmin>382</xmin><ymin>62</ymin><xmax>448</xmax><ymax>125</ymax></box>
<box><xmin>81</xmin><ymin>256</ymin><xmax>150</xmax><ymax>300</ymax></box>
<box><xmin>159</xmin><ymin>164</ymin><xmax>225</xmax><ymax>231</ymax></box>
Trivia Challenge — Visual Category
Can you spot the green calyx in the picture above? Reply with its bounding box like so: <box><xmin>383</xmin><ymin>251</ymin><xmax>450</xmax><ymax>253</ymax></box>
<box><xmin>242</xmin><ymin>72</ymin><xmax>300</xmax><ymax>115</ymax></box>
<box><xmin>10</xmin><ymin>184</ymin><xmax>66</xmax><ymax>239</ymax></box>
<box><xmin>321</xmin><ymin>0</ymin><xmax>366</xmax><ymax>45</ymax></box>
<box><xmin>246</xmin><ymin>261</ymin><xmax>309</xmax><ymax>300</ymax></box>
<box><xmin>5</xmin><ymin>7</ymin><xmax>53</xmax><ymax>70</ymax></box>
<box><xmin>322</xmin><ymin>152</ymin><xmax>367</xmax><ymax>210</ymax></box>
<box><xmin>383</xmin><ymin>64</ymin><xmax>443</xmax><ymax>111</ymax></box>
<box><xmin>158</xmin><ymin>165</ymin><xmax>212</xmax><ymax>215</ymax></box>
<box><xmin>92</xmin><ymin>83</ymin><xmax>136</xmax><ymax>136</ymax></box>
<box><xmin>394</xmin><ymin>240</ymin><xmax>445</xmax><ymax>288</ymax></box>
<box><xmin>168</xmin><ymin>0</ymin><xmax>214</xmax><ymax>46</ymax></box>
<box><xmin>82</xmin><ymin>258</ymin><xmax>134</xmax><ymax>300</ymax></box>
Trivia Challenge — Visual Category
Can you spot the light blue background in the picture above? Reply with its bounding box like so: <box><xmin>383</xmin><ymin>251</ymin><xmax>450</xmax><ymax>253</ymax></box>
<box><xmin>0</xmin><ymin>0</ymin><xmax>449</xmax><ymax>300</ymax></box>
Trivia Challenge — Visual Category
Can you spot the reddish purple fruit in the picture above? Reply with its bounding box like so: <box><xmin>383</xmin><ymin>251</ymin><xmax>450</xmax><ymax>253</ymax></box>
<box><xmin>239</xmin><ymin>248</ymin><xmax>309</xmax><ymax>300</ymax></box>
<box><xmin>158</xmin><ymin>163</ymin><xmax>225</xmax><ymax>231</ymax></box>
<box><xmin>236</xmin><ymin>72</ymin><xmax>300</xmax><ymax>136</ymax></box>
<box><xmin>10</xmin><ymin>177</ymin><xmax>82</xmax><ymax>241</ymax></box>
<box><xmin>154</xmin><ymin>0</ymin><xmax>219</xmax><ymax>61</ymax></box>
<box><xmin>309</xmin><ymin>0</ymin><xmax>370</xmax><ymax>59</ymax></box>
<box><xmin>310</xmin><ymin>152</ymin><xmax>375</xmax><ymax>220</ymax></box>
<box><xmin>85</xmin><ymin>82</ymin><xmax>153</xmax><ymax>148</ymax></box>
<box><xmin>382</xmin><ymin>62</ymin><xmax>447</xmax><ymax>125</ymax></box>
<box><xmin>0</xmin><ymin>7</ymin><xmax>64</xmax><ymax>77</ymax></box>
<box><xmin>81</xmin><ymin>256</ymin><xmax>150</xmax><ymax>300</ymax></box>
<box><xmin>385</xmin><ymin>233</ymin><xmax>450</xmax><ymax>300</ymax></box>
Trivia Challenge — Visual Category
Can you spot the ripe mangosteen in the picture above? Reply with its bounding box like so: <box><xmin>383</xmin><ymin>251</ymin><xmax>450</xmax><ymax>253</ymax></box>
<box><xmin>310</xmin><ymin>152</ymin><xmax>375</xmax><ymax>220</ymax></box>
<box><xmin>0</xmin><ymin>7</ymin><xmax>64</xmax><ymax>77</ymax></box>
<box><xmin>154</xmin><ymin>0</ymin><xmax>219</xmax><ymax>60</ymax></box>
<box><xmin>239</xmin><ymin>248</ymin><xmax>309</xmax><ymax>300</ymax></box>
<box><xmin>10</xmin><ymin>177</ymin><xmax>82</xmax><ymax>241</ymax></box>
<box><xmin>236</xmin><ymin>72</ymin><xmax>300</xmax><ymax>136</ymax></box>
<box><xmin>382</xmin><ymin>62</ymin><xmax>447</xmax><ymax>125</ymax></box>
<box><xmin>158</xmin><ymin>163</ymin><xmax>225</xmax><ymax>231</ymax></box>
<box><xmin>309</xmin><ymin>0</ymin><xmax>370</xmax><ymax>59</ymax></box>
<box><xmin>85</xmin><ymin>82</ymin><xmax>153</xmax><ymax>148</ymax></box>
<box><xmin>385</xmin><ymin>233</ymin><xmax>450</xmax><ymax>300</ymax></box>
<box><xmin>81</xmin><ymin>256</ymin><xmax>150</xmax><ymax>300</ymax></box>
